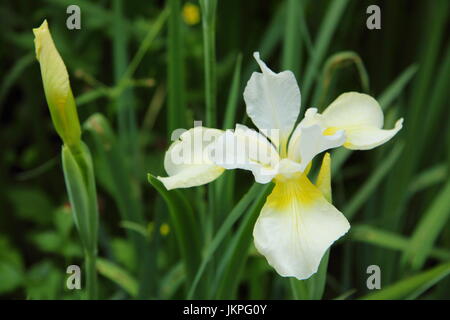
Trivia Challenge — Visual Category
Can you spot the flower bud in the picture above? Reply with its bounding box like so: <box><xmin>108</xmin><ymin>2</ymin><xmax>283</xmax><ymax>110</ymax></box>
<box><xmin>33</xmin><ymin>20</ymin><xmax>81</xmax><ymax>148</ymax></box>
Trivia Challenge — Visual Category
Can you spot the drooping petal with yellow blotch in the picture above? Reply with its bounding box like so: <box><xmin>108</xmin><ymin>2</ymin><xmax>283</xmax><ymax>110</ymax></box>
<box><xmin>319</xmin><ymin>92</ymin><xmax>403</xmax><ymax>150</ymax></box>
<box><xmin>253</xmin><ymin>172</ymin><xmax>350</xmax><ymax>280</ymax></box>
<box><xmin>33</xmin><ymin>20</ymin><xmax>81</xmax><ymax>149</ymax></box>
<box><xmin>157</xmin><ymin>127</ymin><xmax>225</xmax><ymax>190</ymax></box>
<box><xmin>244</xmin><ymin>52</ymin><xmax>301</xmax><ymax>152</ymax></box>
<box><xmin>212</xmin><ymin>124</ymin><xmax>280</xmax><ymax>184</ymax></box>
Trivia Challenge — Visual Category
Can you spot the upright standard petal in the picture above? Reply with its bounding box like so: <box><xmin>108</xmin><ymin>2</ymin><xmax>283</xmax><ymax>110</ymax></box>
<box><xmin>288</xmin><ymin>111</ymin><xmax>345</xmax><ymax>171</ymax></box>
<box><xmin>212</xmin><ymin>124</ymin><xmax>280</xmax><ymax>184</ymax></box>
<box><xmin>243</xmin><ymin>52</ymin><xmax>301</xmax><ymax>151</ymax></box>
<box><xmin>157</xmin><ymin>127</ymin><xmax>225</xmax><ymax>190</ymax></box>
<box><xmin>320</xmin><ymin>92</ymin><xmax>403</xmax><ymax>150</ymax></box>
<box><xmin>253</xmin><ymin>173</ymin><xmax>350</xmax><ymax>280</ymax></box>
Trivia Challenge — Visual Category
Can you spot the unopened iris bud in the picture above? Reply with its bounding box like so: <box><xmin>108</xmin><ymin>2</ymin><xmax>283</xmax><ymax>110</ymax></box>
<box><xmin>33</xmin><ymin>20</ymin><xmax>81</xmax><ymax>149</ymax></box>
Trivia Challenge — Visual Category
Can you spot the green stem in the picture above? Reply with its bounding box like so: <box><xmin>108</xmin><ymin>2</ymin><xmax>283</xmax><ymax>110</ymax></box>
<box><xmin>200</xmin><ymin>1</ymin><xmax>218</xmax><ymax>297</ymax></box>
<box><xmin>85</xmin><ymin>252</ymin><xmax>98</xmax><ymax>299</ymax></box>
<box><xmin>167</xmin><ymin>0</ymin><xmax>186</xmax><ymax>133</ymax></box>
<box><xmin>200</xmin><ymin>0</ymin><xmax>218</xmax><ymax>128</ymax></box>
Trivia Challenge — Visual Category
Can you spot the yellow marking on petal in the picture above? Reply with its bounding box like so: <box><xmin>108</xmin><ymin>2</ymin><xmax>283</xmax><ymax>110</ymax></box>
<box><xmin>323</xmin><ymin>127</ymin><xmax>339</xmax><ymax>136</ymax></box>
<box><xmin>270</xmin><ymin>173</ymin><xmax>322</xmax><ymax>209</ymax></box>
<box><xmin>315</xmin><ymin>153</ymin><xmax>332</xmax><ymax>202</ymax></box>
<box><xmin>343</xmin><ymin>141</ymin><xmax>353</xmax><ymax>148</ymax></box>
<box><xmin>304</xmin><ymin>161</ymin><xmax>312</xmax><ymax>175</ymax></box>
<box><xmin>182</xmin><ymin>3</ymin><xmax>200</xmax><ymax>25</ymax></box>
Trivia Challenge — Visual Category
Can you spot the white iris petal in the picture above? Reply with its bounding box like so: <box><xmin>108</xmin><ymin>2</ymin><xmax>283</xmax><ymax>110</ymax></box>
<box><xmin>157</xmin><ymin>127</ymin><xmax>225</xmax><ymax>190</ymax></box>
<box><xmin>320</xmin><ymin>92</ymin><xmax>403</xmax><ymax>150</ymax></box>
<box><xmin>244</xmin><ymin>52</ymin><xmax>301</xmax><ymax>150</ymax></box>
<box><xmin>212</xmin><ymin>124</ymin><xmax>280</xmax><ymax>184</ymax></box>
<box><xmin>288</xmin><ymin>111</ymin><xmax>346</xmax><ymax>168</ymax></box>
<box><xmin>253</xmin><ymin>173</ymin><xmax>350</xmax><ymax>280</ymax></box>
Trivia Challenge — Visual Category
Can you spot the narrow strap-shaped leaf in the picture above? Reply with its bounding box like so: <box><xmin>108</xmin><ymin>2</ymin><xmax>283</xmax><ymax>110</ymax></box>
<box><xmin>214</xmin><ymin>183</ymin><xmax>274</xmax><ymax>299</ymax></box>
<box><xmin>187</xmin><ymin>183</ymin><xmax>264</xmax><ymax>299</ymax></box>
<box><xmin>61</xmin><ymin>142</ymin><xmax>98</xmax><ymax>254</ymax></box>
<box><xmin>147</xmin><ymin>175</ymin><xmax>201</xmax><ymax>288</ymax></box>
<box><xmin>349</xmin><ymin>225</ymin><xmax>450</xmax><ymax>261</ymax></box>
<box><xmin>96</xmin><ymin>258</ymin><xmax>138</xmax><ymax>298</ymax></box>
<box><xmin>343</xmin><ymin>143</ymin><xmax>403</xmax><ymax>220</ymax></box>
<box><xmin>302</xmin><ymin>0</ymin><xmax>350</xmax><ymax>103</ymax></box>
<box><xmin>359</xmin><ymin>262</ymin><xmax>450</xmax><ymax>300</ymax></box>
<box><xmin>85</xmin><ymin>113</ymin><xmax>155</xmax><ymax>298</ymax></box>
<box><xmin>401</xmin><ymin>179</ymin><xmax>450</xmax><ymax>270</ymax></box>
<box><xmin>61</xmin><ymin>142</ymin><xmax>99</xmax><ymax>298</ymax></box>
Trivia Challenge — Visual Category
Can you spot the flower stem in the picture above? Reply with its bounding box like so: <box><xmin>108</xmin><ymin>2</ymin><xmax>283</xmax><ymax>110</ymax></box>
<box><xmin>85</xmin><ymin>251</ymin><xmax>98</xmax><ymax>300</ymax></box>
<box><xmin>200</xmin><ymin>0</ymin><xmax>218</xmax><ymax>128</ymax></box>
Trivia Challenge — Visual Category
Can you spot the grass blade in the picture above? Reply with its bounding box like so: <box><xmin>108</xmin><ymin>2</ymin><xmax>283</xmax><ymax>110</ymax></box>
<box><xmin>302</xmin><ymin>0</ymin><xmax>349</xmax><ymax>103</ymax></box>
<box><xmin>167</xmin><ymin>0</ymin><xmax>186</xmax><ymax>133</ymax></box>
<box><xmin>401</xmin><ymin>179</ymin><xmax>450</xmax><ymax>271</ymax></box>
<box><xmin>214</xmin><ymin>183</ymin><xmax>274</xmax><ymax>299</ymax></box>
<box><xmin>349</xmin><ymin>225</ymin><xmax>450</xmax><ymax>261</ymax></box>
<box><xmin>187</xmin><ymin>183</ymin><xmax>264</xmax><ymax>299</ymax></box>
<box><xmin>199</xmin><ymin>0</ymin><xmax>218</xmax><ymax>127</ymax></box>
<box><xmin>359</xmin><ymin>262</ymin><xmax>450</xmax><ymax>300</ymax></box>
<box><xmin>97</xmin><ymin>258</ymin><xmax>138</xmax><ymax>298</ymax></box>
<box><xmin>147</xmin><ymin>175</ymin><xmax>201</xmax><ymax>289</ymax></box>
<box><xmin>222</xmin><ymin>53</ymin><xmax>243</xmax><ymax>129</ymax></box>
<box><xmin>282</xmin><ymin>0</ymin><xmax>302</xmax><ymax>76</ymax></box>
<box><xmin>408</xmin><ymin>164</ymin><xmax>447</xmax><ymax>196</ymax></box>
<box><xmin>343</xmin><ymin>144</ymin><xmax>403</xmax><ymax>220</ymax></box>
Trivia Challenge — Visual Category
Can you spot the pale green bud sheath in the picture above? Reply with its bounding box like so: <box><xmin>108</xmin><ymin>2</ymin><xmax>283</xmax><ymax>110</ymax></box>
<box><xmin>33</xmin><ymin>20</ymin><xmax>81</xmax><ymax>149</ymax></box>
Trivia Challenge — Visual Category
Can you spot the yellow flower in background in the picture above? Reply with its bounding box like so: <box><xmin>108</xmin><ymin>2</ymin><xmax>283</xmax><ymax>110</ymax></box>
<box><xmin>33</xmin><ymin>20</ymin><xmax>81</xmax><ymax>149</ymax></box>
<box><xmin>160</xmin><ymin>223</ymin><xmax>171</xmax><ymax>236</ymax></box>
<box><xmin>157</xmin><ymin>52</ymin><xmax>403</xmax><ymax>280</ymax></box>
<box><xmin>182</xmin><ymin>2</ymin><xmax>201</xmax><ymax>25</ymax></box>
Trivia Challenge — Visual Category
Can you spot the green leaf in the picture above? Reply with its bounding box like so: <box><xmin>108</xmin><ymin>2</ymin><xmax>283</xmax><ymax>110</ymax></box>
<box><xmin>401</xmin><ymin>179</ymin><xmax>450</xmax><ymax>270</ymax></box>
<box><xmin>408</xmin><ymin>164</ymin><xmax>447</xmax><ymax>196</ymax></box>
<box><xmin>61</xmin><ymin>142</ymin><xmax>98</xmax><ymax>254</ymax></box>
<box><xmin>282</xmin><ymin>0</ymin><xmax>302</xmax><ymax>76</ymax></box>
<box><xmin>6</xmin><ymin>187</ymin><xmax>53</xmax><ymax>225</ymax></box>
<box><xmin>96</xmin><ymin>258</ymin><xmax>138</xmax><ymax>298</ymax></box>
<box><xmin>377</xmin><ymin>64</ymin><xmax>417</xmax><ymax>110</ymax></box>
<box><xmin>0</xmin><ymin>236</ymin><xmax>25</xmax><ymax>294</ymax></box>
<box><xmin>147</xmin><ymin>174</ymin><xmax>201</xmax><ymax>288</ymax></box>
<box><xmin>214</xmin><ymin>183</ymin><xmax>274</xmax><ymax>299</ymax></box>
<box><xmin>187</xmin><ymin>183</ymin><xmax>265</xmax><ymax>298</ymax></box>
<box><xmin>61</xmin><ymin>142</ymin><xmax>99</xmax><ymax>299</ymax></box>
<box><xmin>343</xmin><ymin>144</ymin><xmax>403</xmax><ymax>220</ymax></box>
<box><xmin>167</xmin><ymin>0</ymin><xmax>186</xmax><ymax>132</ymax></box>
<box><xmin>222</xmin><ymin>53</ymin><xmax>243</xmax><ymax>130</ymax></box>
<box><xmin>302</xmin><ymin>0</ymin><xmax>350</xmax><ymax>103</ymax></box>
<box><xmin>360</xmin><ymin>262</ymin><xmax>450</xmax><ymax>300</ymax></box>
<box><xmin>349</xmin><ymin>225</ymin><xmax>450</xmax><ymax>261</ymax></box>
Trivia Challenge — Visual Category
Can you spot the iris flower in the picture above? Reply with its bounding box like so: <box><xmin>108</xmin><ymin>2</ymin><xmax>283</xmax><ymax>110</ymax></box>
<box><xmin>158</xmin><ymin>52</ymin><xmax>403</xmax><ymax>279</ymax></box>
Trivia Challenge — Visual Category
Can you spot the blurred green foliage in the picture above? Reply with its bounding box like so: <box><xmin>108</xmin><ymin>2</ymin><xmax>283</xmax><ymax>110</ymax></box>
<box><xmin>0</xmin><ymin>0</ymin><xmax>448</xmax><ymax>299</ymax></box>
